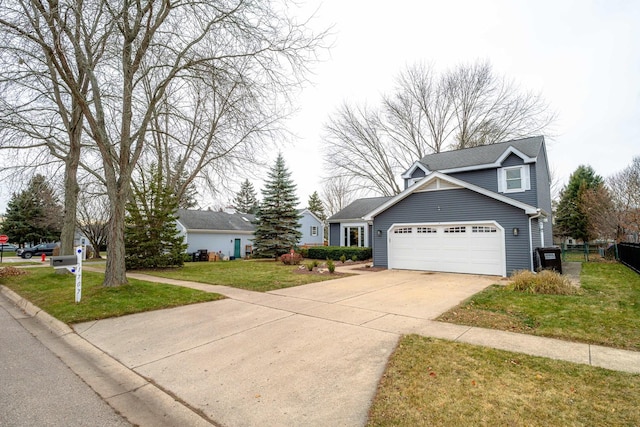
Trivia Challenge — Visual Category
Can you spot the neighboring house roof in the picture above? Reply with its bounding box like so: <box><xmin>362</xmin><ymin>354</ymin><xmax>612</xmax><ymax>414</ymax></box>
<box><xmin>364</xmin><ymin>171</ymin><xmax>542</xmax><ymax>221</ymax></box>
<box><xmin>328</xmin><ymin>196</ymin><xmax>393</xmax><ymax>222</ymax></box>
<box><xmin>177</xmin><ymin>209</ymin><xmax>255</xmax><ymax>232</ymax></box>
<box><xmin>402</xmin><ymin>136</ymin><xmax>544</xmax><ymax>177</ymax></box>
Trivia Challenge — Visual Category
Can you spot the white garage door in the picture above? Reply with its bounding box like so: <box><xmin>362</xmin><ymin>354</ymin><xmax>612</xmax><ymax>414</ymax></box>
<box><xmin>388</xmin><ymin>222</ymin><xmax>505</xmax><ymax>276</ymax></box>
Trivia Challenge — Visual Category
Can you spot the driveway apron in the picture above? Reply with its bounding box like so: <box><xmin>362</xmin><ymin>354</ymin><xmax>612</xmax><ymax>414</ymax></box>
<box><xmin>74</xmin><ymin>270</ymin><xmax>497</xmax><ymax>426</ymax></box>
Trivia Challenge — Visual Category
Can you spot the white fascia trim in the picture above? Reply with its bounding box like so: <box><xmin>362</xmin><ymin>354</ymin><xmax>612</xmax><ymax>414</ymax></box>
<box><xmin>186</xmin><ymin>229</ymin><xmax>254</xmax><ymax>235</ymax></box>
<box><xmin>364</xmin><ymin>171</ymin><xmax>540</xmax><ymax>220</ymax></box>
<box><xmin>300</xmin><ymin>209</ymin><xmax>323</xmax><ymax>224</ymax></box>
<box><xmin>401</xmin><ymin>161</ymin><xmax>430</xmax><ymax>179</ymax></box>
<box><xmin>436</xmin><ymin>147</ymin><xmax>537</xmax><ymax>175</ymax></box>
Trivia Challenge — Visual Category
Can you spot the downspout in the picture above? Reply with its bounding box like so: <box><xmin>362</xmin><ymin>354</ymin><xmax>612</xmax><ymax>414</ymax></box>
<box><xmin>529</xmin><ymin>209</ymin><xmax>543</xmax><ymax>272</ymax></box>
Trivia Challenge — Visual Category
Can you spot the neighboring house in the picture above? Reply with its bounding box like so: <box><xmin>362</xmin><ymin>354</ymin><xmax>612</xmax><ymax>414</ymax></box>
<box><xmin>177</xmin><ymin>208</ymin><xmax>324</xmax><ymax>257</ymax></box>
<box><xmin>298</xmin><ymin>209</ymin><xmax>325</xmax><ymax>246</ymax></box>
<box><xmin>328</xmin><ymin>136</ymin><xmax>553</xmax><ymax>277</ymax></box>
<box><xmin>176</xmin><ymin>209</ymin><xmax>255</xmax><ymax>259</ymax></box>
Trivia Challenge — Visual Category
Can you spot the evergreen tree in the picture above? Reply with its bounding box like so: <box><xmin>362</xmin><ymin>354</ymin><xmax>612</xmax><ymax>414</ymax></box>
<box><xmin>253</xmin><ymin>154</ymin><xmax>302</xmax><ymax>258</ymax></box>
<box><xmin>125</xmin><ymin>167</ymin><xmax>187</xmax><ymax>269</ymax></box>
<box><xmin>307</xmin><ymin>191</ymin><xmax>327</xmax><ymax>221</ymax></box>
<box><xmin>232</xmin><ymin>179</ymin><xmax>259</xmax><ymax>214</ymax></box>
<box><xmin>555</xmin><ymin>165</ymin><xmax>604</xmax><ymax>242</ymax></box>
<box><xmin>1</xmin><ymin>174</ymin><xmax>62</xmax><ymax>245</ymax></box>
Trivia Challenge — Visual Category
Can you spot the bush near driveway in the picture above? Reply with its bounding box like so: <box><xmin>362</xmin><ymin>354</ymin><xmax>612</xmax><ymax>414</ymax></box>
<box><xmin>367</xmin><ymin>335</ymin><xmax>640</xmax><ymax>427</ymax></box>
<box><xmin>306</xmin><ymin>246</ymin><xmax>372</xmax><ymax>261</ymax></box>
<box><xmin>438</xmin><ymin>262</ymin><xmax>640</xmax><ymax>351</ymax></box>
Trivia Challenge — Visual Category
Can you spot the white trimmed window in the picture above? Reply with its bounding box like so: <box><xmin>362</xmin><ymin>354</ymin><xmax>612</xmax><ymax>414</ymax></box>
<box><xmin>497</xmin><ymin>165</ymin><xmax>530</xmax><ymax>193</ymax></box>
<box><xmin>310</xmin><ymin>226</ymin><xmax>318</xmax><ymax>237</ymax></box>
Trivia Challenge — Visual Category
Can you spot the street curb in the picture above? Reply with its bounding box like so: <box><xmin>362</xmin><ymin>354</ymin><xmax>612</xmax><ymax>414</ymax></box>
<box><xmin>0</xmin><ymin>285</ymin><xmax>216</xmax><ymax>426</ymax></box>
<box><xmin>1</xmin><ymin>286</ymin><xmax>73</xmax><ymax>336</ymax></box>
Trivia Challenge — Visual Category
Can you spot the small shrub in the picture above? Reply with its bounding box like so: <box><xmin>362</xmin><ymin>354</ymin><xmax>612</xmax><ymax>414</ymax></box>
<box><xmin>340</xmin><ymin>254</ymin><xmax>347</xmax><ymax>264</ymax></box>
<box><xmin>507</xmin><ymin>270</ymin><xmax>578</xmax><ymax>295</ymax></box>
<box><xmin>327</xmin><ymin>259</ymin><xmax>335</xmax><ymax>273</ymax></box>
<box><xmin>351</xmin><ymin>255</ymin><xmax>358</xmax><ymax>262</ymax></box>
<box><xmin>299</xmin><ymin>247</ymin><xmax>309</xmax><ymax>258</ymax></box>
<box><xmin>312</xmin><ymin>260</ymin><xmax>319</xmax><ymax>268</ymax></box>
<box><xmin>280</xmin><ymin>252</ymin><xmax>303</xmax><ymax>265</ymax></box>
<box><xmin>306</xmin><ymin>262</ymin><xmax>314</xmax><ymax>271</ymax></box>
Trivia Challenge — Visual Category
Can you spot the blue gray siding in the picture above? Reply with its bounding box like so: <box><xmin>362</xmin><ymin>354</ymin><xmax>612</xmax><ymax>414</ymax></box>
<box><xmin>372</xmin><ymin>188</ymin><xmax>532</xmax><ymax>275</ymax></box>
<box><xmin>329</xmin><ymin>223</ymin><xmax>340</xmax><ymax>246</ymax></box>
<box><xmin>449</xmin><ymin>153</ymin><xmax>538</xmax><ymax>207</ymax></box>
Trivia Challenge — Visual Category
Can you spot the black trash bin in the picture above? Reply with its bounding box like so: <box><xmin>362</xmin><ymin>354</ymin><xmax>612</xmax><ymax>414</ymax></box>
<box><xmin>197</xmin><ymin>249</ymin><xmax>208</xmax><ymax>262</ymax></box>
<box><xmin>535</xmin><ymin>247</ymin><xmax>562</xmax><ymax>274</ymax></box>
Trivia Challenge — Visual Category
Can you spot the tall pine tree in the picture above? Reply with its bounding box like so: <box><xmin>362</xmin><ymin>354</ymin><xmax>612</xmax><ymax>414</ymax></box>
<box><xmin>232</xmin><ymin>179</ymin><xmax>259</xmax><ymax>214</ymax></box>
<box><xmin>125</xmin><ymin>167</ymin><xmax>187</xmax><ymax>269</ymax></box>
<box><xmin>253</xmin><ymin>154</ymin><xmax>302</xmax><ymax>258</ymax></box>
<box><xmin>307</xmin><ymin>191</ymin><xmax>326</xmax><ymax>221</ymax></box>
<box><xmin>555</xmin><ymin>165</ymin><xmax>604</xmax><ymax>242</ymax></box>
<box><xmin>1</xmin><ymin>174</ymin><xmax>63</xmax><ymax>245</ymax></box>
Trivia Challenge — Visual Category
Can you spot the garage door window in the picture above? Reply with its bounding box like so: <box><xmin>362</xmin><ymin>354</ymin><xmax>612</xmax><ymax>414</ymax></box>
<box><xmin>472</xmin><ymin>226</ymin><xmax>497</xmax><ymax>233</ymax></box>
<box><xmin>444</xmin><ymin>226</ymin><xmax>466</xmax><ymax>233</ymax></box>
<box><xmin>417</xmin><ymin>227</ymin><xmax>437</xmax><ymax>234</ymax></box>
<box><xmin>394</xmin><ymin>227</ymin><xmax>413</xmax><ymax>234</ymax></box>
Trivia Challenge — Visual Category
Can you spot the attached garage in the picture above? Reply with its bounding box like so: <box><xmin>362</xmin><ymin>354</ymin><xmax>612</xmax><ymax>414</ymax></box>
<box><xmin>387</xmin><ymin>222</ymin><xmax>505</xmax><ymax>276</ymax></box>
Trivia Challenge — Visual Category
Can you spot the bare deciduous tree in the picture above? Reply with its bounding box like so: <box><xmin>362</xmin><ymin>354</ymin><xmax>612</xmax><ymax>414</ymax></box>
<box><xmin>608</xmin><ymin>156</ymin><xmax>640</xmax><ymax>242</ymax></box>
<box><xmin>323</xmin><ymin>60</ymin><xmax>555</xmax><ymax>197</ymax></box>
<box><xmin>321</xmin><ymin>176</ymin><xmax>357</xmax><ymax>217</ymax></box>
<box><xmin>1</xmin><ymin>0</ymin><xmax>326</xmax><ymax>286</ymax></box>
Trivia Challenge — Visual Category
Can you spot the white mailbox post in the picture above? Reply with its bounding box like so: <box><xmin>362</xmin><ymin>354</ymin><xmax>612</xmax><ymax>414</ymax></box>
<box><xmin>50</xmin><ymin>246</ymin><xmax>83</xmax><ymax>303</ymax></box>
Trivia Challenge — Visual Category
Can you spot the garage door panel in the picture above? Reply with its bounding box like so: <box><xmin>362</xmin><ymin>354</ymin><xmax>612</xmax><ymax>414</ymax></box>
<box><xmin>388</xmin><ymin>223</ymin><xmax>504</xmax><ymax>276</ymax></box>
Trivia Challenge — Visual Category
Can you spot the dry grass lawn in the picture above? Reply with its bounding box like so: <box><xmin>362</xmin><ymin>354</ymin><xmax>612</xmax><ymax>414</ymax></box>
<box><xmin>367</xmin><ymin>335</ymin><xmax>640</xmax><ymax>426</ymax></box>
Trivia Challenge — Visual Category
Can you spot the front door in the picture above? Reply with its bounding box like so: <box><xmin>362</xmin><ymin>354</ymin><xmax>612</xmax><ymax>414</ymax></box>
<box><xmin>234</xmin><ymin>239</ymin><xmax>241</xmax><ymax>259</ymax></box>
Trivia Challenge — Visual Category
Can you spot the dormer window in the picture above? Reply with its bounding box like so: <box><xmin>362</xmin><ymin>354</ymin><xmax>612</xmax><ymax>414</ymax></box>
<box><xmin>498</xmin><ymin>165</ymin><xmax>530</xmax><ymax>193</ymax></box>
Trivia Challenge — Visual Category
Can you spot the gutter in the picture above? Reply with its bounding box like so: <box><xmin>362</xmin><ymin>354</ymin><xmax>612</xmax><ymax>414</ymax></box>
<box><xmin>528</xmin><ymin>209</ymin><xmax>544</xmax><ymax>271</ymax></box>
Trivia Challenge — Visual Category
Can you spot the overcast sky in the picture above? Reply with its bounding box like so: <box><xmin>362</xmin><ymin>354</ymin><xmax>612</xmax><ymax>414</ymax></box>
<box><xmin>0</xmin><ymin>0</ymin><xmax>638</xmax><ymax>213</ymax></box>
<box><xmin>276</xmin><ymin>0</ymin><xmax>640</xmax><ymax>207</ymax></box>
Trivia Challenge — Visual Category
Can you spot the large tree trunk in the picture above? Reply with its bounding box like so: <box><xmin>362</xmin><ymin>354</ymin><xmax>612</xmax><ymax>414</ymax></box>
<box><xmin>60</xmin><ymin>105</ymin><xmax>82</xmax><ymax>256</ymax></box>
<box><xmin>103</xmin><ymin>186</ymin><xmax>129</xmax><ymax>287</ymax></box>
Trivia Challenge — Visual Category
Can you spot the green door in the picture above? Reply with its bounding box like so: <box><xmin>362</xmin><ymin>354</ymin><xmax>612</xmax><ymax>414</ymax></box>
<box><xmin>234</xmin><ymin>239</ymin><xmax>241</xmax><ymax>259</ymax></box>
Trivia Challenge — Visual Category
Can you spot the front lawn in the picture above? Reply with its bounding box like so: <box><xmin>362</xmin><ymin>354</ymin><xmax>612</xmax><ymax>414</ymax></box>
<box><xmin>438</xmin><ymin>262</ymin><xmax>640</xmax><ymax>351</ymax></box>
<box><xmin>0</xmin><ymin>267</ymin><xmax>223</xmax><ymax>324</ymax></box>
<box><xmin>367</xmin><ymin>335</ymin><xmax>640</xmax><ymax>426</ymax></box>
<box><xmin>138</xmin><ymin>259</ymin><xmax>344</xmax><ymax>292</ymax></box>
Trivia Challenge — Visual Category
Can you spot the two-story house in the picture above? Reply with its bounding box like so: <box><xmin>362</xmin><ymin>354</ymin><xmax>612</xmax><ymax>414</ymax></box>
<box><xmin>327</xmin><ymin>136</ymin><xmax>553</xmax><ymax>277</ymax></box>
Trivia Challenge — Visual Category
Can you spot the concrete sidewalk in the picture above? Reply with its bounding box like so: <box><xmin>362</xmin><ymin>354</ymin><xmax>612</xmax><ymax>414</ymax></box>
<box><xmin>3</xmin><ymin>268</ymin><xmax>640</xmax><ymax>427</ymax></box>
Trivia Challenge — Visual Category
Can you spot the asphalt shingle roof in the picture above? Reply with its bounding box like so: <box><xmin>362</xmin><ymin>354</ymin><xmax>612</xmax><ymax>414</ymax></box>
<box><xmin>417</xmin><ymin>136</ymin><xmax>544</xmax><ymax>171</ymax></box>
<box><xmin>177</xmin><ymin>209</ymin><xmax>255</xmax><ymax>231</ymax></box>
<box><xmin>328</xmin><ymin>196</ymin><xmax>392</xmax><ymax>221</ymax></box>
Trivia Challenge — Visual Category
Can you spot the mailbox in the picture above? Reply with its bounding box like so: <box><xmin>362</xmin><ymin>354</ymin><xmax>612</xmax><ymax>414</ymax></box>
<box><xmin>50</xmin><ymin>255</ymin><xmax>78</xmax><ymax>269</ymax></box>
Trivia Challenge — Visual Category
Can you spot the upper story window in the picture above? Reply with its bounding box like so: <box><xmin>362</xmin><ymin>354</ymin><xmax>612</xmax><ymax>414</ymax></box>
<box><xmin>310</xmin><ymin>226</ymin><xmax>318</xmax><ymax>237</ymax></box>
<box><xmin>498</xmin><ymin>165</ymin><xmax>530</xmax><ymax>193</ymax></box>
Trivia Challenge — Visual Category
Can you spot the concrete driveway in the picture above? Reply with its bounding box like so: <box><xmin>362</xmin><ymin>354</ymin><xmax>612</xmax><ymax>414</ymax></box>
<box><xmin>74</xmin><ymin>270</ymin><xmax>498</xmax><ymax>427</ymax></box>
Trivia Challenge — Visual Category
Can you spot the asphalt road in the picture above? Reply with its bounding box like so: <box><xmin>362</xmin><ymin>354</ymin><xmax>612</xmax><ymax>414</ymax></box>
<box><xmin>0</xmin><ymin>293</ymin><xmax>130</xmax><ymax>427</ymax></box>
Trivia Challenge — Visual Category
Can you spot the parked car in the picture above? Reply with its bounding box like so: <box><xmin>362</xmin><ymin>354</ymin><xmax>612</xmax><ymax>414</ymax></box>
<box><xmin>0</xmin><ymin>244</ymin><xmax>18</xmax><ymax>252</ymax></box>
<box><xmin>16</xmin><ymin>243</ymin><xmax>59</xmax><ymax>259</ymax></box>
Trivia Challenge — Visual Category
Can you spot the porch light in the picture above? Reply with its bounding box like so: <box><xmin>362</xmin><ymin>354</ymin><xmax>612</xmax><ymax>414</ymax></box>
<box><xmin>513</xmin><ymin>228</ymin><xmax>519</xmax><ymax>236</ymax></box>
<box><xmin>376</xmin><ymin>229</ymin><xmax>382</xmax><ymax>237</ymax></box>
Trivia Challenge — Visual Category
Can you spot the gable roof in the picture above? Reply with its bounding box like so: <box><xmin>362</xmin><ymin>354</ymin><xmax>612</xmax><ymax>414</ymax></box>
<box><xmin>402</xmin><ymin>136</ymin><xmax>544</xmax><ymax>177</ymax></box>
<box><xmin>328</xmin><ymin>196</ymin><xmax>393</xmax><ymax>222</ymax></box>
<box><xmin>177</xmin><ymin>209</ymin><xmax>255</xmax><ymax>232</ymax></box>
<box><xmin>364</xmin><ymin>172</ymin><xmax>543</xmax><ymax>220</ymax></box>
<box><xmin>298</xmin><ymin>208</ymin><xmax>324</xmax><ymax>224</ymax></box>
